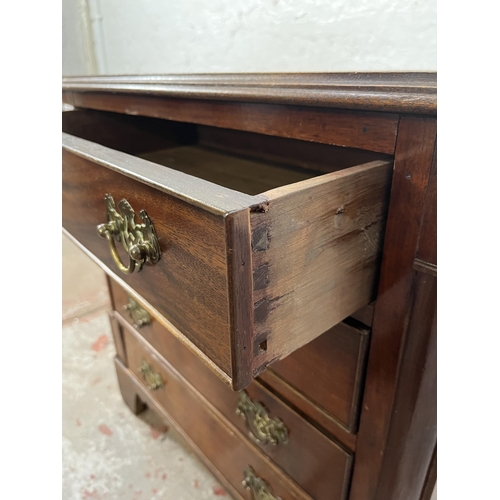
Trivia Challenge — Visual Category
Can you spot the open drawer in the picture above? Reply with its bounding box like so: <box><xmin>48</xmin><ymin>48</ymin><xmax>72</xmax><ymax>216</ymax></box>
<box><xmin>62</xmin><ymin>109</ymin><xmax>392</xmax><ymax>390</ymax></box>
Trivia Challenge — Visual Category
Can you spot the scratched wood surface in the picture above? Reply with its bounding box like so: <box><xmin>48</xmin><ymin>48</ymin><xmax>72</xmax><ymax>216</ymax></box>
<box><xmin>250</xmin><ymin>161</ymin><xmax>393</xmax><ymax>377</ymax></box>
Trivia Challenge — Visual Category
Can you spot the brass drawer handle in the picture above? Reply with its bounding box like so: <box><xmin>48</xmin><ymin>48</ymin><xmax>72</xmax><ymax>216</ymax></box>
<box><xmin>124</xmin><ymin>296</ymin><xmax>151</xmax><ymax>328</ymax></box>
<box><xmin>236</xmin><ymin>391</ymin><xmax>288</xmax><ymax>446</ymax></box>
<box><xmin>243</xmin><ymin>467</ymin><xmax>281</xmax><ymax>500</ymax></box>
<box><xmin>138</xmin><ymin>359</ymin><xmax>164</xmax><ymax>390</ymax></box>
<box><xmin>97</xmin><ymin>194</ymin><xmax>161</xmax><ymax>274</ymax></box>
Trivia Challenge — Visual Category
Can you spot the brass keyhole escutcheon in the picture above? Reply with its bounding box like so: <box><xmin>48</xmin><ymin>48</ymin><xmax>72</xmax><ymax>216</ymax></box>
<box><xmin>242</xmin><ymin>467</ymin><xmax>281</xmax><ymax>500</ymax></box>
<box><xmin>97</xmin><ymin>194</ymin><xmax>161</xmax><ymax>274</ymax></box>
<box><xmin>138</xmin><ymin>359</ymin><xmax>164</xmax><ymax>391</ymax></box>
<box><xmin>124</xmin><ymin>296</ymin><xmax>151</xmax><ymax>328</ymax></box>
<box><xmin>236</xmin><ymin>391</ymin><xmax>288</xmax><ymax>446</ymax></box>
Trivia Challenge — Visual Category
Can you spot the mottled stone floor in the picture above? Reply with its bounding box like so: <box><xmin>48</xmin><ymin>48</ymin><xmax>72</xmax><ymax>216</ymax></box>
<box><xmin>62</xmin><ymin>234</ymin><xmax>229</xmax><ymax>500</ymax></box>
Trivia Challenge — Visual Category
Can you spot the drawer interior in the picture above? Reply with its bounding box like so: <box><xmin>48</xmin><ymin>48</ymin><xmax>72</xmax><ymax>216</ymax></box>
<box><xmin>63</xmin><ymin>109</ymin><xmax>390</xmax><ymax>196</ymax></box>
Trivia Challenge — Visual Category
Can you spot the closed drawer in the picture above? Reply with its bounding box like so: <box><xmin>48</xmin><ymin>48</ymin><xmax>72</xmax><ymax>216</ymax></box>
<box><xmin>63</xmin><ymin>109</ymin><xmax>392</xmax><ymax>389</ymax></box>
<box><xmin>109</xmin><ymin>275</ymin><xmax>368</xmax><ymax>436</ymax></box>
<box><xmin>114</xmin><ymin>296</ymin><xmax>352</xmax><ymax>500</ymax></box>
<box><xmin>113</xmin><ymin>365</ymin><xmax>307</xmax><ymax>500</ymax></box>
<box><xmin>263</xmin><ymin>320</ymin><xmax>370</xmax><ymax>432</ymax></box>
<box><xmin>120</xmin><ymin>321</ymin><xmax>352</xmax><ymax>500</ymax></box>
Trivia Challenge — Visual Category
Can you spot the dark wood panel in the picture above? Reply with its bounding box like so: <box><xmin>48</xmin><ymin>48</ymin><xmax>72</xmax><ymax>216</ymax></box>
<box><xmin>62</xmin><ymin>108</ymin><xmax>197</xmax><ymax>154</ymax></box>
<box><xmin>420</xmin><ymin>447</ymin><xmax>437</xmax><ymax>500</ymax></box>
<box><xmin>115</xmin><ymin>357</ymin><xmax>147</xmax><ymax>416</ymax></box>
<box><xmin>350</xmin><ymin>116</ymin><xmax>437</xmax><ymax>500</ymax></box>
<box><xmin>226</xmin><ymin>209</ymin><xmax>255</xmax><ymax>390</ymax></box>
<box><xmin>109</xmin><ymin>278</ymin><xmax>357</xmax><ymax>452</ymax></box>
<box><xmin>118</xmin><ymin>338</ymin><xmax>317</xmax><ymax>500</ymax></box>
<box><xmin>268</xmin><ymin>321</ymin><xmax>370</xmax><ymax>432</ymax></box>
<box><xmin>114</xmin><ymin>357</ymin><xmax>243</xmax><ymax>500</ymax></box>
<box><xmin>197</xmin><ymin>126</ymin><xmax>392</xmax><ymax>174</ymax></box>
<box><xmin>62</xmin><ymin>148</ymin><xmax>233</xmax><ymax>376</ymax></box>
<box><xmin>417</xmin><ymin>147</ymin><xmax>437</xmax><ymax>266</ymax></box>
<box><xmin>62</xmin><ymin>72</ymin><xmax>437</xmax><ymax>114</ymax></box>
<box><xmin>66</xmin><ymin>92</ymin><xmax>399</xmax><ymax>154</ymax></box>
<box><xmin>107</xmin><ymin>311</ymin><xmax>127</xmax><ymax>364</ymax></box>
<box><xmin>109</xmin><ymin>278</ymin><xmax>230</xmax><ymax>389</ymax></box>
<box><xmin>375</xmin><ymin>271</ymin><xmax>437</xmax><ymax>499</ymax></box>
<box><xmin>257</xmin><ymin>370</ymin><xmax>357</xmax><ymax>451</ymax></box>
<box><xmin>239</xmin><ymin>383</ymin><xmax>352</xmax><ymax>500</ymax></box>
<box><xmin>350</xmin><ymin>303</ymin><xmax>375</xmax><ymax>328</ymax></box>
<box><xmin>120</xmin><ymin>319</ymin><xmax>351</xmax><ymax>500</ymax></box>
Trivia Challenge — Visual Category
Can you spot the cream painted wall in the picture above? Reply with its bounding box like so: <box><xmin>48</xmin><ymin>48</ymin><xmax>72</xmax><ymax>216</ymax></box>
<box><xmin>63</xmin><ymin>0</ymin><xmax>436</xmax><ymax>75</ymax></box>
<box><xmin>62</xmin><ymin>0</ymin><xmax>89</xmax><ymax>75</ymax></box>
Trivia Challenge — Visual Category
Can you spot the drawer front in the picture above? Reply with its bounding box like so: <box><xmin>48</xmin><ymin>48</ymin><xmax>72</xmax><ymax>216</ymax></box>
<box><xmin>62</xmin><ymin>137</ymin><xmax>242</xmax><ymax>381</ymax></box>
<box><xmin>112</xmin><ymin>281</ymin><xmax>353</xmax><ymax>500</ymax></box>
<box><xmin>118</xmin><ymin>333</ymin><xmax>324</xmax><ymax>500</ymax></box>
<box><xmin>267</xmin><ymin>321</ymin><xmax>370</xmax><ymax>432</ymax></box>
<box><xmin>110</xmin><ymin>276</ymin><xmax>367</xmax><ymax>435</ymax></box>
<box><xmin>63</xmin><ymin>127</ymin><xmax>391</xmax><ymax>390</ymax></box>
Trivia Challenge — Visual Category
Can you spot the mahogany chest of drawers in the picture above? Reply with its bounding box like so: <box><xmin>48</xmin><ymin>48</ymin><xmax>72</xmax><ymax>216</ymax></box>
<box><xmin>62</xmin><ymin>73</ymin><xmax>437</xmax><ymax>500</ymax></box>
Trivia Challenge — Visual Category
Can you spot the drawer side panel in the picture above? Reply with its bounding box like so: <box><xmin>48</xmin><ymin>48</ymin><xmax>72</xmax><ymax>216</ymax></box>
<box><xmin>251</xmin><ymin>161</ymin><xmax>392</xmax><ymax>375</ymax></box>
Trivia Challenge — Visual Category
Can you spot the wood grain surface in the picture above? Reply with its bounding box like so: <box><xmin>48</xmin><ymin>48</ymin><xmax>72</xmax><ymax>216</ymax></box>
<box><xmin>268</xmin><ymin>320</ymin><xmax>370</xmax><ymax>432</ymax></box>
<box><xmin>119</xmin><ymin>317</ymin><xmax>352</xmax><ymax>500</ymax></box>
<box><xmin>62</xmin><ymin>147</ymin><xmax>233</xmax><ymax>375</ymax></box>
<box><xmin>64</xmin><ymin>124</ymin><xmax>392</xmax><ymax>390</ymax></box>
<box><xmin>417</xmin><ymin>147</ymin><xmax>437</xmax><ymax>266</ymax></box>
<box><xmin>350</xmin><ymin>116</ymin><xmax>437</xmax><ymax>500</ymax></box>
<box><xmin>64</xmin><ymin>92</ymin><xmax>399</xmax><ymax>154</ymax></box>
<box><xmin>62</xmin><ymin>72</ymin><xmax>437</xmax><ymax>114</ymax></box>
<box><xmin>197</xmin><ymin>126</ymin><xmax>392</xmax><ymax>175</ymax></box>
<box><xmin>114</xmin><ymin>357</ymin><xmax>244</xmax><ymax>500</ymax></box>
<box><xmin>250</xmin><ymin>161</ymin><xmax>392</xmax><ymax>376</ymax></box>
<box><xmin>375</xmin><ymin>270</ymin><xmax>436</xmax><ymax>499</ymax></box>
<box><xmin>63</xmin><ymin>133</ymin><xmax>261</xmax><ymax>215</ymax></box>
<box><xmin>62</xmin><ymin>108</ymin><xmax>197</xmax><ymax>154</ymax></box>
<box><xmin>62</xmin><ymin>74</ymin><xmax>438</xmax><ymax>500</ymax></box>
<box><xmin>139</xmin><ymin>145</ymin><xmax>320</xmax><ymax>196</ymax></box>
<box><xmin>257</xmin><ymin>370</ymin><xmax>357</xmax><ymax>451</ymax></box>
<box><xmin>225</xmin><ymin>209</ymin><xmax>256</xmax><ymax>390</ymax></box>
<box><xmin>109</xmin><ymin>277</ymin><xmax>358</xmax><ymax>453</ymax></box>
<box><xmin>118</xmin><ymin>336</ymin><xmax>316</xmax><ymax>500</ymax></box>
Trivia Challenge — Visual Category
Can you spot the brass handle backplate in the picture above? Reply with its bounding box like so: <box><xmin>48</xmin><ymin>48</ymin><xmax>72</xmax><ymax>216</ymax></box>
<box><xmin>236</xmin><ymin>391</ymin><xmax>288</xmax><ymax>446</ymax></box>
<box><xmin>138</xmin><ymin>359</ymin><xmax>164</xmax><ymax>391</ymax></box>
<box><xmin>97</xmin><ymin>194</ymin><xmax>161</xmax><ymax>274</ymax></box>
<box><xmin>242</xmin><ymin>467</ymin><xmax>281</xmax><ymax>500</ymax></box>
<box><xmin>124</xmin><ymin>296</ymin><xmax>151</xmax><ymax>328</ymax></box>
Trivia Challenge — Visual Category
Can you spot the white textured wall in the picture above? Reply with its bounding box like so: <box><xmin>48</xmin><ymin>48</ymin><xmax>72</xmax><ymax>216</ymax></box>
<box><xmin>62</xmin><ymin>0</ymin><xmax>96</xmax><ymax>75</ymax></box>
<box><xmin>62</xmin><ymin>0</ymin><xmax>87</xmax><ymax>75</ymax></box>
<box><xmin>63</xmin><ymin>0</ymin><xmax>436</xmax><ymax>75</ymax></box>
